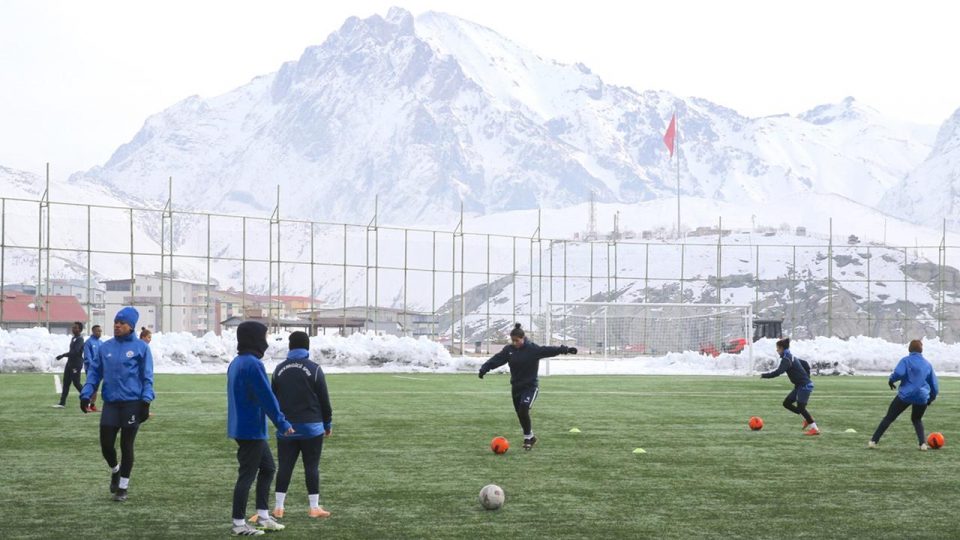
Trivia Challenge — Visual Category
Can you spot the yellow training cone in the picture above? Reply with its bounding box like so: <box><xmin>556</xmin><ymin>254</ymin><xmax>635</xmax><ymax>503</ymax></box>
<box><xmin>569</xmin><ymin>428</ymin><xmax>581</xmax><ymax>433</ymax></box>
<box><xmin>632</xmin><ymin>448</ymin><xmax>646</xmax><ymax>454</ymax></box>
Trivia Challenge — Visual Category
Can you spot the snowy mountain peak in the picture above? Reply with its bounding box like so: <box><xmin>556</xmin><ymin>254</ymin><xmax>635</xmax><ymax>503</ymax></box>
<box><xmin>798</xmin><ymin>96</ymin><xmax>880</xmax><ymax>125</ymax></box>
<box><xmin>63</xmin><ymin>7</ymin><xmax>939</xmax><ymax>229</ymax></box>
<box><xmin>932</xmin><ymin>106</ymin><xmax>960</xmax><ymax>154</ymax></box>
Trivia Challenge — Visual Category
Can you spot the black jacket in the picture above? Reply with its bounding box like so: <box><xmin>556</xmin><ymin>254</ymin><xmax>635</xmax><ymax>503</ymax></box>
<box><xmin>60</xmin><ymin>335</ymin><xmax>84</xmax><ymax>368</ymax></box>
<box><xmin>481</xmin><ymin>339</ymin><xmax>570</xmax><ymax>387</ymax></box>
<box><xmin>271</xmin><ymin>350</ymin><xmax>332</xmax><ymax>425</ymax></box>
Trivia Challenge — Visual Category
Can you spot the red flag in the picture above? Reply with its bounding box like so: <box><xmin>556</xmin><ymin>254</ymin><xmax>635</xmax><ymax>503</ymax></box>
<box><xmin>663</xmin><ymin>114</ymin><xmax>676</xmax><ymax>157</ymax></box>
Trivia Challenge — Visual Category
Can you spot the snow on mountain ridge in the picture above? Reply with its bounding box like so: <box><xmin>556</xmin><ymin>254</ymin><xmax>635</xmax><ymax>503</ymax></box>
<box><xmin>57</xmin><ymin>7</ymin><xmax>938</xmax><ymax>231</ymax></box>
<box><xmin>878</xmin><ymin>106</ymin><xmax>960</xmax><ymax>228</ymax></box>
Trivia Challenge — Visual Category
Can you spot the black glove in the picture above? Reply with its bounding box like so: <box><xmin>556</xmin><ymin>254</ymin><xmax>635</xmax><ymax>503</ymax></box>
<box><xmin>888</xmin><ymin>381</ymin><xmax>897</xmax><ymax>390</ymax></box>
<box><xmin>478</xmin><ymin>367</ymin><xmax>489</xmax><ymax>379</ymax></box>
<box><xmin>137</xmin><ymin>401</ymin><xmax>151</xmax><ymax>423</ymax></box>
<box><xmin>80</xmin><ymin>398</ymin><xmax>90</xmax><ymax>413</ymax></box>
<box><xmin>56</xmin><ymin>354</ymin><xmax>64</xmax><ymax>360</ymax></box>
<box><xmin>927</xmin><ymin>396</ymin><xmax>936</xmax><ymax>406</ymax></box>
<box><xmin>568</xmin><ymin>347</ymin><xmax>577</xmax><ymax>355</ymax></box>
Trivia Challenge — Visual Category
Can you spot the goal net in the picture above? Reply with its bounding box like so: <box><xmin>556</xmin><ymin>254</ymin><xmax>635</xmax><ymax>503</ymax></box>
<box><xmin>543</xmin><ymin>302</ymin><xmax>753</xmax><ymax>361</ymax></box>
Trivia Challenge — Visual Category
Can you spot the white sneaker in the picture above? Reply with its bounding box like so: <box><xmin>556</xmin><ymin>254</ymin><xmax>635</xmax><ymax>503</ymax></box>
<box><xmin>51</xmin><ymin>404</ymin><xmax>65</xmax><ymax>408</ymax></box>
<box><xmin>231</xmin><ymin>522</ymin><xmax>264</xmax><ymax>536</ymax></box>
<box><xmin>252</xmin><ymin>516</ymin><xmax>285</xmax><ymax>532</ymax></box>
<box><xmin>919</xmin><ymin>443</ymin><xmax>929</xmax><ymax>451</ymax></box>
<box><xmin>867</xmin><ymin>440</ymin><xmax>878</xmax><ymax>449</ymax></box>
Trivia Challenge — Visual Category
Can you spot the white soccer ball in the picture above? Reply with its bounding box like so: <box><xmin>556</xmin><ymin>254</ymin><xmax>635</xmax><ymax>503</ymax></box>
<box><xmin>479</xmin><ymin>484</ymin><xmax>505</xmax><ymax>510</ymax></box>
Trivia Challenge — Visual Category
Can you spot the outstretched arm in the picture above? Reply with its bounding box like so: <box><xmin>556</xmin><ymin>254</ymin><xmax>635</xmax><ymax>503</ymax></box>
<box><xmin>760</xmin><ymin>357</ymin><xmax>789</xmax><ymax>379</ymax></box>
<box><xmin>479</xmin><ymin>348</ymin><xmax>510</xmax><ymax>378</ymax></box>
<box><xmin>535</xmin><ymin>344</ymin><xmax>577</xmax><ymax>360</ymax></box>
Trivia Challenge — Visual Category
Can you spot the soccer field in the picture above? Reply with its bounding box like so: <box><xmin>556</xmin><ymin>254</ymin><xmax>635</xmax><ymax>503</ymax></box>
<box><xmin>1</xmin><ymin>373</ymin><xmax>957</xmax><ymax>539</ymax></box>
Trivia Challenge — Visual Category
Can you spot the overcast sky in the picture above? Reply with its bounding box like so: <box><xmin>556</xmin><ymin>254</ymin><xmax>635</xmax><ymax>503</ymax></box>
<box><xmin>2</xmin><ymin>0</ymin><xmax>958</xmax><ymax>177</ymax></box>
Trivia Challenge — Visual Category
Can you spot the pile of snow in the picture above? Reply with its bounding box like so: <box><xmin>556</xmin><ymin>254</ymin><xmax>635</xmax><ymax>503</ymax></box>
<box><xmin>2</xmin><ymin>327</ymin><xmax>958</xmax><ymax>376</ymax></box>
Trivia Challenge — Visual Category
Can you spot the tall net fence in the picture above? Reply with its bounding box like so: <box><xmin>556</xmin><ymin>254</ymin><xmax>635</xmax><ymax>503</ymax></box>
<box><xmin>2</xmin><ymin>192</ymin><xmax>960</xmax><ymax>352</ymax></box>
<box><xmin>542</xmin><ymin>302</ymin><xmax>752</xmax><ymax>359</ymax></box>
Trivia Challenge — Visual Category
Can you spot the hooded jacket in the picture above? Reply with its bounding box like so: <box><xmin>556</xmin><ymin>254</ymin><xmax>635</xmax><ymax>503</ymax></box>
<box><xmin>891</xmin><ymin>352</ymin><xmax>939</xmax><ymax>405</ymax></box>
<box><xmin>81</xmin><ymin>307</ymin><xmax>154</xmax><ymax>403</ymax></box>
<box><xmin>227</xmin><ymin>321</ymin><xmax>292</xmax><ymax>439</ymax></box>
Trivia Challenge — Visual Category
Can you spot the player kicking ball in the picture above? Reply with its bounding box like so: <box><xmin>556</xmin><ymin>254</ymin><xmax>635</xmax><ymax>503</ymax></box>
<box><xmin>760</xmin><ymin>338</ymin><xmax>820</xmax><ymax>436</ymax></box>
<box><xmin>479</xmin><ymin>323</ymin><xmax>577</xmax><ymax>450</ymax></box>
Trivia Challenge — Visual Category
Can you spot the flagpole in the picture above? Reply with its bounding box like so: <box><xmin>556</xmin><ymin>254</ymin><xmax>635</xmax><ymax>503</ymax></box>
<box><xmin>675</xmin><ymin>109</ymin><xmax>681</xmax><ymax>238</ymax></box>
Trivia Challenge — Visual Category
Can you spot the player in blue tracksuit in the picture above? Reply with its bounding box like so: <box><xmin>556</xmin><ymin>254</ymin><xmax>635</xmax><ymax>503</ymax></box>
<box><xmin>761</xmin><ymin>338</ymin><xmax>820</xmax><ymax>435</ymax></box>
<box><xmin>80</xmin><ymin>307</ymin><xmax>154</xmax><ymax>502</ymax></box>
<box><xmin>54</xmin><ymin>321</ymin><xmax>85</xmax><ymax>407</ymax></box>
<box><xmin>227</xmin><ymin>321</ymin><xmax>293</xmax><ymax>535</ymax></box>
<box><xmin>83</xmin><ymin>324</ymin><xmax>103</xmax><ymax>412</ymax></box>
<box><xmin>270</xmin><ymin>331</ymin><xmax>333</xmax><ymax>520</ymax></box>
<box><xmin>479</xmin><ymin>323</ymin><xmax>577</xmax><ymax>450</ymax></box>
<box><xmin>869</xmin><ymin>339</ymin><xmax>939</xmax><ymax>450</ymax></box>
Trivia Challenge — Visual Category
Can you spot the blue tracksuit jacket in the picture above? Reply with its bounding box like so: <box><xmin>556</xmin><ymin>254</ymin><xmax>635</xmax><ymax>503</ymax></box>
<box><xmin>83</xmin><ymin>335</ymin><xmax>102</xmax><ymax>374</ymax></box>
<box><xmin>81</xmin><ymin>332</ymin><xmax>154</xmax><ymax>403</ymax></box>
<box><xmin>890</xmin><ymin>352</ymin><xmax>939</xmax><ymax>405</ymax></box>
<box><xmin>227</xmin><ymin>352</ymin><xmax>292</xmax><ymax>440</ymax></box>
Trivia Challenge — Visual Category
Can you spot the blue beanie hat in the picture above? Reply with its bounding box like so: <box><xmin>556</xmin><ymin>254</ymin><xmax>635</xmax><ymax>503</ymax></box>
<box><xmin>114</xmin><ymin>306</ymin><xmax>140</xmax><ymax>328</ymax></box>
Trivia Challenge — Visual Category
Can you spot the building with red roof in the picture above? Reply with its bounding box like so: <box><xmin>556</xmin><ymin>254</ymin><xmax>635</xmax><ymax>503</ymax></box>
<box><xmin>0</xmin><ymin>292</ymin><xmax>88</xmax><ymax>333</ymax></box>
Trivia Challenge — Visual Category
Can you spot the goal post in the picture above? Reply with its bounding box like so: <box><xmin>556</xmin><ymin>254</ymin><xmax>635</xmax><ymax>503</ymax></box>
<box><xmin>543</xmin><ymin>302</ymin><xmax>753</xmax><ymax>373</ymax></box>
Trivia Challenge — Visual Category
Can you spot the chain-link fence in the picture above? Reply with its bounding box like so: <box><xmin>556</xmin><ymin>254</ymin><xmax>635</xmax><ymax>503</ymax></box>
<box><xmin>3</xmin><ymin>191</ymin><xmax>959</xmax><ymax>353</ymax></box>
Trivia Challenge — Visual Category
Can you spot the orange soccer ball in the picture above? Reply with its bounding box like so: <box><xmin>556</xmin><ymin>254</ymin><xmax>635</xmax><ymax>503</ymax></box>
<box><xmin>490</xmin><ymin>436</ymin><xmax>510</xmax><ymax>454</ymax></box>
<box><xmin>748</xmin><ymin>416</ymin><xmax>764</xmax><ymax>431</ymax></box>
<box><xmin>927</xmin><ymin>432</ymin><xmax>945</xmax><ymax>449</ymax></box>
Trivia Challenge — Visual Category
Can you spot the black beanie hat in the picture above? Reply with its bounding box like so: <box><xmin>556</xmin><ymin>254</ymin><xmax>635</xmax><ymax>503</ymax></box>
<box><xmin>289</xmin><ymin>331</ymin><xmax>310</xmax><ymax>351</ymax></box>
<box><xmin>237</xmin><ymin>321</ymin><xmax>269</xmax><ymax>359</ymax></box>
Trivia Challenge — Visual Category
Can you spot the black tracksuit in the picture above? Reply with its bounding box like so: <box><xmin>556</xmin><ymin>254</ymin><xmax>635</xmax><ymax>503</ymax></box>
<box><xmin>58</xmin><ymin>334</ymin><xmax>84</xmax><ymax>405</ymax></box>
<box><xmin>271</xmin><ymin>350</ymin><xmax>333</xmax><ymax>496</ymax></box>
<box><xmin>480</xmin><ymin>340</ymin><xmax>571</xmax><ymax>436</ymax></box>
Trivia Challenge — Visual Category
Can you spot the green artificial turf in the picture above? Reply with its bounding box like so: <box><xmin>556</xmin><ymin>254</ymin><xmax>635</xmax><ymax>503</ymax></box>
<box><xmin>0</xmin><ymin>373</ymin><xmax>956</xmax><ymax>539</ymax></box>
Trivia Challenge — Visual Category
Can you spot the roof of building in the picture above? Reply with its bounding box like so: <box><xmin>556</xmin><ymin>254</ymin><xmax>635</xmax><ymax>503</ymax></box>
<box><xmin>1</xmin><ymin>293</ymin><xmax>87</xmax><ymax>324</ymax></box>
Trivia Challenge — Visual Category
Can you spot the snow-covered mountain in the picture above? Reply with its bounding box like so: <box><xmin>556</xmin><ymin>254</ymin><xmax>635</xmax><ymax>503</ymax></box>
<box><xmin>68</xmin><ymin>7</ymin><xmax>935</xmax><ymax>228</ymax></box>
<box><xmin>879</xmin><ymin>106</ymin><xmax>960</xmax><ymax>229</ymax></box>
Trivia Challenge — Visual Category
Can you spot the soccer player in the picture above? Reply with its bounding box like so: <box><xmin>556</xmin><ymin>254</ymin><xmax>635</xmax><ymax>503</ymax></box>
<box><xmin>53</xmin><ymin>321</ymin><xmax>85</xmax><ymax>408</ymax></box>
<box><xmin>761</xmin><ymin>338</ymin><xmax>820</xmax><ymax>435</ymax></box>
<box><xmin>269</xmin><ymin>331</ymin><xmax>333</xmax><ymax>520</ymax></box>
<box><xmin>227</xmin><ymin>321</ymin><xmax>294</xmax><ymax>536</ymax></box>
<box><xmin>478</xmin><ymin>323</ymin><xmax>577</xmax><ymax>450</ymax></box>
<box><xmin>868</xmin><ymin>339</ymin><xmax>939</xmax><ymax>450</ymax></box>
<box><xmin>79</xmin><ymin>307</ymin><xmax>154</xmax><ymax>502</ymax></box>
<box><xmin>83</xmin><ymin>324</ymin><xmax>103</xmax><ymax>412</ymax></box>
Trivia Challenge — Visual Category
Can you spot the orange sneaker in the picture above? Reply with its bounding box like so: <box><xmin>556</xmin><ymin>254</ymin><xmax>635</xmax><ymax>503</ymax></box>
<box><xmin>804</xmin><ymin>427</ymin><xmax>820</xmax><ymax>436</ymax></box>
<box><xmin>308</xmin><ymin>507</ymin><xmax>331</xmax><ymax>519</ymax></box>
<box><xmin>271</xmin><ymin>508</ymin><xmax>284</xmax><ymax>519</ymax></box>
<box><xmin>801</xmin><ymin>419</ymin><xmax>811</xmax><ymax>430</ymax></box>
